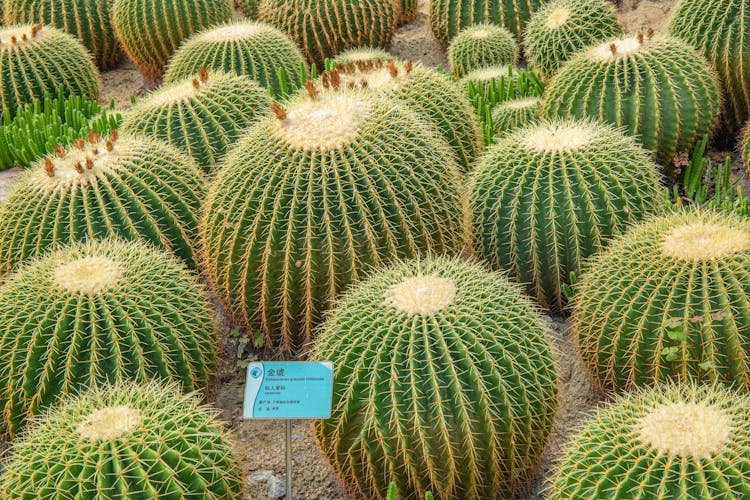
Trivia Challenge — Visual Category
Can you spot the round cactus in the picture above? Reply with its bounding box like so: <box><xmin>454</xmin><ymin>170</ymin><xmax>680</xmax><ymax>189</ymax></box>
<box><xmin>0</xmin><ymin>132</ymin><xmax>204</xmax><ymax>275</ymax></box>
<box><xmin>525</xmin><ymin>0</ymin><xmax>622</xmax><ymax>79</ymax></box>
<box><xmin>164</xmin><ymin>21</ymin><xmax>306</xmax><ymax>97</ymax></box>
<box><xmin>572</xmin><ymin>209</ymin><xmax>750</xmax><ymax>392</ymax></box>
<box><xmin>0</xmin><ymin>239</ymin><xmax>217</xmax><ymax>438</ymax></box>
<box><xmin>470</xmin><ymin>118</ymin><xmax>666</xmax><ymax>309</ymax></box>
<box><xmin>429</xmin><ymin>0</ymin><xmax>544</xmax><ymax>46</ymax></box>
<box><xmin>331</xmin><ymin>47</ymin><xmax>395</xmax><ymax>67</ymax></box>
<box><xmin>111</xmin><ymin>0</ymin><xmax>232</xmax><ymax>86</ymax></box>
<box><xmin>669</xmin><ymin>0</ymin><xmax>750</xmax><ymax>132</ymax></box>
<box><xmin>398</xmin><ymin>0</ymin><xmax>418</xmax><ymax>24</ymax></box>
<box><xmin>123</xmin><ymin>69</ymin><xmax>271</xmax><ymax>173</ymax></box>
<box><xmin>542</xmin><ymin>32</ymin><xmax>721</xmax><ymax>164</ymax></box>
<box><xmin>237</xmin><ymin>0</ymin><xmax>258</xmax><ymax>18</ymax></box>
<box><xmin>201</xmin><ymin>89</ymin><xmax>466</xmax><ymax>353</ymax></box>
<box><xmin>5</xmin><ymin>0</ymin><xmax>122</xmax><ymax>69</ymax></box>
<box><xmin>448</xmin><ymin>23</ymin><xmax>519</xmax><ymax>78</ymax></box>
<box><xmin>259</xmin><ymin>0</ymin><xmax>397</xmax><ymax>68</ymax></box>
<box><xmin>0</xmin><ymin>24</ymin><xmax>99</xmax><ymax>117</ymax></box>
<box><xmin>549</xmin><ymin>383</ymin><xmax>750</xmax><ymax>499</ymax></box>
<box><xmin>312</xmin><ymin>256</ymin><xmax>558</xmax><ymax>499</ymax></box>
<box><xmin>0</xmin><ymin>381</ymin><xmax>241</xmax><ymax>497</ymax></box>
<box><xmin>317</xmin><ymin>59</ymin><xmax>481</xmax><ymax>171</ymax></box>
<box><xmin>491</xmin><ymin>96</ymin><xmax>541</xmax><ymax>134</ymax></box>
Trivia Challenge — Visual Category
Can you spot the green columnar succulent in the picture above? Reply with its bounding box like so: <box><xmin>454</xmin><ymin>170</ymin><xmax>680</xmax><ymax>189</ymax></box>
<box><xmin>0</xmin><ymin>239</ymin><xmax>217</xmax><ymax>438</ymax></box>
<box><xmin>0</xmin><ymin>381</ymin><xmax>241</xmax><ymax>497</ymax></box>
<box><xmin>164</xmin><ymin>21</ymin><xmax>307</xmax><ymax>97</ymax></box>
<box><xmin>525</xmin><ymin>0</ymin><xmax>621</xmax><ymax>79</ymax></box>
<box><xmin>111</xmin><ymin>0</ymin><xmax>232</xmax><ymax>86</ymax></box>
<box><xmin>429</xmin><ymin>0</ymin><xmax>544</xmax><ymax>45</ymax></box>
<box><xmin>259</xmin><ymin>0</ymin><xmax>398</xmax><ymax>68</ymax></box>
<box><xmin>312</xmin><ymin>256</ymin><xmax>558</xmax><ymax>499</ymax></box>
<box><xmin>237</xmin><ymin>0</ymin><xmax>258</xmax><ymax>18</ymax></box>
<box><xmin>542</xmin><ymin>33</ymin><xmax>721</xmax><ymax>164</ymax></box>
<box><xmin>549</xmin><ymin>383</ymin><xmax>750</xmax><ymax>499</ymax></box>
<box><xmin>123</xmin><ymin>69</ymin><xmax>271</xmax><ymax>173</ymax></box>
<box><xmin>0</xmin><ymin>132</ymin><xmax>204</xmax><ymax>275</ymax></box>
<box><xmin>201</xmin><ymin>90</ymin><xmax>466</xmax><ymax>353</ymax></box>
<box><xmin>5</xmin><ymin>0</ymin><xmax>122</xmax><ymax>69</ymax></box>
<box><xmin>398</xmin><ymin>0</ymin><xmax>418</xmax><ymax>24</ymax></box>
<box><xmin>448</xmin><ymin>23</ymin><xmax>519</xmax><ymax>78</ymax></box>
<box><xmin>669</xmin><ymin>0</ymin><xmax>750</xmax><ymax>132</ymax></box>
<box><xmin>0</xmin><ymin>24</ymin><xmax>100</xmax><ymax>117</ymax></box>
<box><xmin>460</xmin><ymin>65</ymin><xmax>522</xmax><ymax>104</ymax></box>
<box><xmin>572</xmin><ymin>209</ymin><xmax>750</xmax><ymax>392</ymax></box>
<box><xmin>470</xmin><ymin>118</ymin><xmax>666</xmax><ymax>309</ymax></box>
<box><xmin>490</xmin><ymin>96</ymin><xmax>541</xmax><ymax>134</ymax></box>
<box><xmin>317</xmin><ymin>59</ymin><xmax>481</xmax><ymax>171</ymax></box>
<box><xmin>330</xmin><ymin>47</ymin><xmax>395</xmax><ymax>67</ymax></box>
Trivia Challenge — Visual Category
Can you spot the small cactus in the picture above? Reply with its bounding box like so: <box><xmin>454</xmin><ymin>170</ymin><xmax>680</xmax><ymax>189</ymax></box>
<box><xmin>312</xmin><ymin>256</ymin><xmax>558</xmax><ymax>499</ymax></box>
<box><xmin>490</xmin><ymin>96</ymin><xmax>541</xmax><ymax>134</ymax></box>
<box><xmin>448</xmin><ymin>23</ymin><xmax>519</xmax><ymax>78</ymax></box>
<box><xmin>330</xmin><ymin>47</ymin><xmax>395</xmax><ymax>67</ymax></box>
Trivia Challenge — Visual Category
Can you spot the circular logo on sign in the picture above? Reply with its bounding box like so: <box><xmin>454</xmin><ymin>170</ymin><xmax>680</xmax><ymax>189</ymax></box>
<box><xmin>250</xmin><ymin>366</ymin><xmax>262</xmax><ymax>379</ymax></box>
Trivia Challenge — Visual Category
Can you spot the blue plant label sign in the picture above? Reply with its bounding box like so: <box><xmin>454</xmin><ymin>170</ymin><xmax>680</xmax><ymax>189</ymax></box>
<box><xmin>243</xmin><ymin>361</ymin><xmax>334</xmax><ymax>419</ymax></box>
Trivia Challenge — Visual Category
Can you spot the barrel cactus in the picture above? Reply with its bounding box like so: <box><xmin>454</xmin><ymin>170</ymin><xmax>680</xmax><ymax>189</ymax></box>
<box><xmin>542</xmin><ymin>32</ymin><xmax>721</xmax><ymax>164</ymax></box>
<box><xmin>164</xmin><ymin>21</ymin><xmax>306</xmax><ymax>97</ymax></box>
<box><xmin>448</xmin><ymin>23</ymin><xmax>518</xmax><ymax>78</ymax></box>
<box><xmin>470</xmin><ymin>118</ymin><xmax>666</xmax><ymax>309</ymax></box>
<box><xmin>491</xmin><ymin>96</ymin><xmax>541</xmax><ymax>134</ymax></box>
<box><xmin>5</xmin><ymin>0</ymin><xmax>122</xmax><ymax>69</ymax></box>
<box><xmin>573</xmin><ymin>209</ymin><xmax>750</xmax><ymax>392</ymax></box>
<box><xmin>111</xmin><ymin>0</ymin><xmax>232</xmax><ymax>86</ymax></box>
<box><xmin>312</xmin><ymin>256</ymin><xmax>558</xmax><ymax>499</ymax></box>
<box><xmin>0</xmin><ymin>132</ymin><xmax>204</xmax><ymax>275</ymax></box>
<box><xmin>317</xmin><ymin>59</ymin><xmax>481</xmax><ymax>171</ymax></box>
<box><xmin>398</xmin><ymin>0</ymin><xmax>418</xmax><ymax>24</ymax></box>
<box><xmin>549</xmin><ymin>383</ymin><xmax>750</xmax><ymax>499</ymax></box>
<box><xmin>201</xmin><ymin>89</ymin><xmax>466</xmax><ymax>353</ymax></box>
<box><xmin>742</xmin><ymin>123</ymin><xmax>750</xmax><ymax>171</ymax></box>
<box><xmin>237</xmin><ymin>0</ymin><xmax>258</xmax><ymax>18</ymax></box>
<box><xmin>331</xmin><ymin>47</ymin><xmax>395</xmax><ymax>67</ymax></box>
<box><xmin>123</xmin><ymin>69</ymin><xmax>271</xmax><ymax>173</ymax></box>
<box><xmin>0</xmin><ymin>381</ymin><xmax>241</xmax><ymax>497</ymax></box>
<box><xmin>525</xmin><ymin>0</ymin><xmax>622</xmax><ymax>79</ymax></box>
<box><xmin>429</xmin><ymin>0</ymin><xmax>545</xmax><ymax>45</ymax></box>
<box><xmin>259</xmin><ymin>0</ymin><xmax>398</xmax><ymax>68</ymax></box>
<box><xmin>0</xmin><ymin>24</ymin><xmax>99</xmax><ymax>117</ymax></box>
<box><xmin>0</xmin><ymin>239</ymin><xmax>217</xmax><ymax>438</ymax></box>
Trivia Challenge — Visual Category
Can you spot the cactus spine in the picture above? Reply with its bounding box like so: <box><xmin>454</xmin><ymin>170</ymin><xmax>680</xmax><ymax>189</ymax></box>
<box><xmin>491</xmin><ymin>96</ymin><xmax>541</xmax><ymax>134</ymax></box>
<box><xmin>429</xmin><ymin>0</ymin><xmax>544</xmax><ymax>45</ymax></box>
<box><xmin>448</xmin><ymin>23</ymin><xmax>519</xmax><ymax>78</ymax></box>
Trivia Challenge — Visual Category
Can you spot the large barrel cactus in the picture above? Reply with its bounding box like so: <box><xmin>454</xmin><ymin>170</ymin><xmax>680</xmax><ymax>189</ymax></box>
<box><xmin>317</xmin><ymin>60</ymin><xmax>481</xmax><ymax>171</ymax></box>
<box><xmin>429</xmin><ymin>0</ymin><xmax>545</xmax><ymax>46</ymax></box>
<box><xmin>491</xmin><ymin>96</ymin><xmax>541</xmax><ymax>134</ymax></box>
<box><xmin>542</xmin><ymin>33</ymin><xmax>721</xmax><ymax>164</ymax></box>
<box><xmin>201</xmin><ymin>90</ymin><xmax>466</xmax><ymax>353</ymax></box>
<box><xmin>0</xmin><ymin>381</ymin><xmax>242</xmax><ymax>497</ymax></box>
<box><xmin>5</xmin><ymin>0</ymin><xmax>122</xmax><ymax>69</ymax></box>
<box><xmin>399</xmin><ymin>0</ymin><xmax>418</xmax><ymax>24</ymax></box>
<box><xmin>164</xmin><ymin>21</ymin><xmax>306</xmax><ymax>97</ymax></box>
<box><xmin>0</xmin><ymin>239</ymin><xmax>217</xmax><ymax>438</ymax></box>
<box><xmin>237</xmin><ymin>0</ymin><xmax>258</xmax><ymax>18</ymax></box>
<box><xmin>572</xmin><ymin>210</ymin><xmax>750</xmax><ymax>392</ymax></box>
<box><xmin>470</xmin><ymin>118</ymin><xmax>665</xmax><ymax>309</ymax></box>
<box><xmin>0</xmin><ymin>132</ymin><xmax>204</xmax><ymax>275</ymax></box>
<box><xmin>312</xmin><ymin>256</ymin><xmax>558</xmax><ymax>499</ymax></box>
<box><xmin>448</xmin><ymin>23</ymin><xmax>519</xmax><ymax>78</ymax></box>
<box><xmin>525</xmin><ymin>0</ymin><xmax>622</xmax><ymax>79</ymax></box>
<box><xmin>549</xmin><ymin>383</ymin><xmax>750</xmax><ymax>499</ymax></box>
<box><xmin>123</xmin><ymin>69</ymin><xmax>271</xmax><ymax>172</ymax></box>
<box><xmin>259</xmin><ymin>0</ymin><xmax>398</xmax><ymax>68</ymax></box>
<box><xmin>111</xmin><ymin>0</ymin><xmax>232</xmax><ymax>86</ymax></box>
<box><xmin>0</xmin><ymin>24</ymin><xmax>99</xmax><ymax>117</ymax></box>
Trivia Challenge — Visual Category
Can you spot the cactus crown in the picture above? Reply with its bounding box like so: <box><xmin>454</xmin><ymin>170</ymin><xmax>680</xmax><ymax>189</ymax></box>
<box><xmin>660</xmin><ymin>221</ymin><xmax>750</xmax><ymax>261</ymax></box>
<box><xmin>322</xmin><ymin>59</ymin><xmax>414</xmax><ymax>93</ymax></box>
<box><xmin>501</xmin><ymin>97</ymin><xmax>541</xmax><ymax>110</ymax></box>
<box><xmin>522</xmin><ymin>121</ymin><xmax>594</xmax><ymax>152</ymax></box>
<box><xmin>464</xmin><ymin>65</ymin><xmax>515</xmax><ymax>83</ymax></box>
<box><xmin>0</xmin><ymin>23</ymin><xmax>44</xmax><ymax>48</ymax></box>
<box><xmin>54</xmin><ymin>256</ymin><xmax>122</xmax><ymax>294</ymax></box>
<box><xmin>382</xmin><ymin>274</ymin><xmax>457</xmax><ymax>315</ymax></box>
<box><xmin>141</xmin><ymin>67</ymin><xmax>213</xmax><ymax>107</ymax></box>
<box><xmin>198</xmin><ymin>21</ymin><xmax>265</xmax><ymax>41</ymax></box>
<box><xmin>545</xmin><ymin>8</ymin><xmax>571</xmax><ymax>28</ymax></box>
<box><xmin>76</xmin><ymin>405</ymin><xmax>142</xmax><ymax>441</ymax></box>
<box><xmin>590</xmin><ymin>30</ymin><xmax>655</xmax><ymax>62</ymax></box>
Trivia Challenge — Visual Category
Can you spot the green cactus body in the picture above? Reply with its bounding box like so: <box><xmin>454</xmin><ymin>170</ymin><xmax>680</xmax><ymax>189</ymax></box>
<box><xmin>549</xmin><ymin>383</ymin><xmax>750</xmax><ymax>499</ymax></box>
<box><xmin>542</xmin><ymin>33</ymin><xmax>721</xmax><ymax>164</ymax></box>
<box><xmin>491</xmin><ymin>96</ymin><xmax>541</xmax><ymax>134</ymax></box>
<box><xmin>742</xmin><ymin>122</ymin><xmax>750</xmax><ymax>171</ymax></box>
<box><xmin>572</xmin><ymin>210</ymin><xmax>750</xmax><ymax>392</ymax></box>
<box><xmin>398</xmin><ymin>0</ymin><xmax>418</xmax><ymax>24</ymax></box>
<box><xmin>259</xmin><ymin>0</ymin><xmax>397</xmax><ymax>68</ymax></box>
<box><xmin>460</xmin><ymin>65</ymin><xmax>520</xmax><ymax>102</ymax></box>
<box><xmin>470</xmin><ymin>118</ymin><xmax>666</xmax><ymax>309</ymax></box>
<box><xmin>525</xmin><ymin>0</ymin><xmax>622</xmax><ymax>79</ymax></box>
<box><xmin>201</xmin><ymin>90</ymin><xmax>466</xmax><ymax>353</ymax></box>
<box><xmin>318</xmin><ymin>60</ymin><xmax>481</xmax><ymax>172</ymax></box>
<box><xmin>330</xmin><ymin>47</ymin><xmax>395</xmax><ymax>67</ymax></box>
<box><xmin>0</xmin><ymin>240</ymin><xmax>217</xmax><ymax>438</ymax></box>
<box><xmin>448</xmin><ymin>23</ymin><xmax>519</xmax><ymax>78</ymax></box>
<box><xmin>669</xmin><ymin>0</ymin><xmax>750</xmax><ymax>133</ymax></box>
<box><xmin>429</xmin><ymin>0</ymin><xmax>544</xmax><ymax>46</ymax></box>
<box><xmin>111</xmin><ymin>0</ymin><xmax>232</xmax><ymax>86</ymax></box>
<box><xmin>0</xmin><ymin>133</ymin><xmax>204</xmax><ymax>275</ymax></box>
<box><xmin>123</xmin><ymin>70</ymin><xmax>271</xmax><ymax>173</ymax></box>
<box><xmin>312</xmin><ymin>256</ymin><xmax>558</xmax><ymax>499</ymax></box>
<box><xmin>0</xmin><ymin>381</ymin><xmax>242</xmax><ymax>497</ymax></box>
<box><xmin>0</xmin><ymin>24</ymin><xmax>100</xmax><ymax>117</ymax></box>
<box><xmin>164</xmin><ymin>21</ymin><xmax>306</xmax><ymax>97</ymax></box>
<box><xmin>237</xmin><ymin>0</ymin><xmax>258</xmax><ymax>18</ymax></box>
<box><xmin>5</xmin><ymin>0</ymin><xmax>122</xmax><ymax>69</ymax></box>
